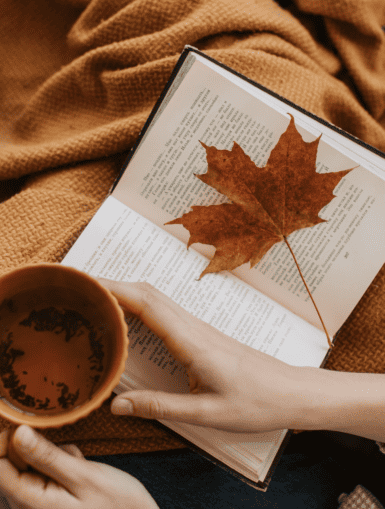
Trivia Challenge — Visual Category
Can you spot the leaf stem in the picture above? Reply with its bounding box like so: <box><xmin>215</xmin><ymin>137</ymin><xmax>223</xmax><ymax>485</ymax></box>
<box><xmin>283</xmin><ymin>236</ymin><xmax>333</xmax><ymax>349</ymax></box>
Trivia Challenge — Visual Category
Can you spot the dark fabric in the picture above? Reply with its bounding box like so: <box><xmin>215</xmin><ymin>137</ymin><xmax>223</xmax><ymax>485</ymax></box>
<box><xmin>87</xmin><ymin>431</ymin><xmax>385</xmax><ymax>508</ymax></box>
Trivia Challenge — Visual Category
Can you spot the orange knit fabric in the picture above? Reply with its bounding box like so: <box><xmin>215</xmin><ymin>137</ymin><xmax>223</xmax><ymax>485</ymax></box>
<box><xmin>0</xmin><ymin>0</ymin><xmax>384</xmax><ymax>455</ymax></box>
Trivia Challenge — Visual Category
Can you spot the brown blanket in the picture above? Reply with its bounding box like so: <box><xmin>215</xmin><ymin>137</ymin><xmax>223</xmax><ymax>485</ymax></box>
<box><xmin>0</xmin><ymin>0</ymin><xmax>385</xmax><ymax>455</ymax></box>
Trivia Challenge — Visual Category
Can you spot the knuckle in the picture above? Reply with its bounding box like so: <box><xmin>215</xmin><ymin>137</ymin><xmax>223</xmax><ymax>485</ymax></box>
<box><xmin>145</xmin><ymin>397</ymin><xmax>165</xmax><ymax>420</ymax></box>
<box><xmin>136</xmin><ymin>281</ymin><xmax>155</xmax><ymax>296</ymax></box>
<box><xmin>36</xmin><ymin>441</ymin><xmax>58</xmax><ymax>468</ymax></box>
<box><xmin>85</xmin><ymin>460</ymin><xmax>106</xmax><ymax>478</ymax></box>
<box><xmin>60</xmin><ymin>444</ymin><xmax>84</xmax><ymax>458</ymax></box>
<box><xmin>137</xmin><ymin>282</ymin><xmax>160</xmax><ymax>309</ymax></box>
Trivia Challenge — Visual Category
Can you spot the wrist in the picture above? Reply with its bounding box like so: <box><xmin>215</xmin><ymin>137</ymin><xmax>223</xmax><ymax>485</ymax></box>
<box><xmin>291</xmin><ymin>366</ymin><xmax>340</xmax><ymax>431</ymax></box>
<box><xmin>292</xmin><ymin>366</ymin><xmax>363</xmax><ymax>432</ymax></box>
<box><xmin>291</xmin><ymin>366</ymin><xmax>385</xmax><ymax>442</ymax></box>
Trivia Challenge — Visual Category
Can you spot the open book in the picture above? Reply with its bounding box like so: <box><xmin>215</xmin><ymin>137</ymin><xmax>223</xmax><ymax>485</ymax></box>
<box><xmin>61</xmin><ymin>46</ymin><xmax>385</xmax><ymax>491</ymax></box>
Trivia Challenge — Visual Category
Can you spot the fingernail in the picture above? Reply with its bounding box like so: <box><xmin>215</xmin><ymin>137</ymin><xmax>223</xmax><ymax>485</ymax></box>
<box><xmin>111</xmin><ymin>399</ymin><xmax>133</xmax><ymax>415</ymax></box>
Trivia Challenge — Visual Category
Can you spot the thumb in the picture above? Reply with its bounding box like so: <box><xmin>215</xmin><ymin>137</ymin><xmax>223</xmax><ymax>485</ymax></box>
<box><xmin>12</xmin><ymin>425</ymin><xmax>85</xmax><ymax>490</ymax></box>
<box><xmin>111</xmin><ymin>391</ymin><xmax>221</xmax><ymax>426</ymax></box>
<box><xmin>12</xmin><ymin>425</ymin><xmax>59</xmax><ymax>471</ymax></box>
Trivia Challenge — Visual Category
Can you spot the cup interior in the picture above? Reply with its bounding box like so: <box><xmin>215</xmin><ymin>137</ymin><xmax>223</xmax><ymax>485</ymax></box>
<box><xmin>0</xmin><ymin>265</ymin><xmax>127</xmax><ymax>427</ymax></box>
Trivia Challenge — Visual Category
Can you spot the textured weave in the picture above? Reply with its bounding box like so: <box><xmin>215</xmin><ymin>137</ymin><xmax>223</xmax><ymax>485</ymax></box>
<box><xmin>0</xmin><ymin>0</ymin><xmax>385</xmax><ymax>455</ymax></box>
<box><xmin>338</xmin><ymin>484</ymin><xmax>385</xmax><ymax>509</ymax></box>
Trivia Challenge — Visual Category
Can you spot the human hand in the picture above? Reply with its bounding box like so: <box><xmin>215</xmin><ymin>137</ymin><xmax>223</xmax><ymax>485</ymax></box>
<box><xmin>0</xmin><ymin>425</ymin><xmax>159</xmax><ymax>509</ymax></box>
<box><xmin>98</xmin><ymin>279</ymin><xmax>315</xmax><ymax>434</ymax></box>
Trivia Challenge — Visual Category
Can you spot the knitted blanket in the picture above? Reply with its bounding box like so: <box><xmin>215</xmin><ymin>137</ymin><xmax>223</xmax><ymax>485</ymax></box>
<box><xmin>0</xmin><ymin>0</ymin><xmax>384</xmax><ymax>456</ymax></box>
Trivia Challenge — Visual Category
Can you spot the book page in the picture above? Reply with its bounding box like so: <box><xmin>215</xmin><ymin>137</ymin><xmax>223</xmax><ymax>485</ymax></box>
<box><xmin>62</xmin><ymin>196</ymin><xmax>327</xmax><ymax>483</ymax></box>
<box><xmin>111</xmin><ymin>52</ymin><xmax>385</xmax><ymax>335</ymax></box>
<box><xmin>115</xmin><ymin>375</ymin><xmax>287</xmax><ymax>484</ymax></box>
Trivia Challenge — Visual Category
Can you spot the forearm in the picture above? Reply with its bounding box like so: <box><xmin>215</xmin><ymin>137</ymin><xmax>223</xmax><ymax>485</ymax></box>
<box><xmin>296</xmin><ymin>367</ymin><xmax>385</xmax><ymax>442</ymax></box>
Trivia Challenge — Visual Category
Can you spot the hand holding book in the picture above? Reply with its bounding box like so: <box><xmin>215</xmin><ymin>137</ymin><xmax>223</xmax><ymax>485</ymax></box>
<box><xmin>101</xmin><ymin>279</ymin><xmax>385</xmax><ymax>443</ymax></box>
<box><xmin>96</xmin><ymin>278</ymin><xmax>312</xmax><ymax>433</ymax></box>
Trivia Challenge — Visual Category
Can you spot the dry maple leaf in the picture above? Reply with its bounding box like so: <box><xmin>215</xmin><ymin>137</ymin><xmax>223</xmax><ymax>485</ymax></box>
<box><xmin>167</xmin><ymin>115</ymin><xmax>353</xmax><ymax>279</ymax></box>
<box><xmin>166</xmin><ymin>115</ymin><xmax>355</xmax><ymax>348</ymax></box>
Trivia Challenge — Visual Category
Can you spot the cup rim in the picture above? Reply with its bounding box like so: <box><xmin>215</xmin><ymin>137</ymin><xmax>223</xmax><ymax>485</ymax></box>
<box><xmin>0</xmin><ymin>263</ymin><xmax>129</xmax><ymax>428</ymax></box>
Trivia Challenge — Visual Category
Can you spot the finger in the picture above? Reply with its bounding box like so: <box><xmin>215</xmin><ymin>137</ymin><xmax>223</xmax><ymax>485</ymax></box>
<box><xmin>0</xmin><ymin>429</ymin><xmax>29</xmax><ymax>471</ymax></box>
<box><xmin>111</xmin><ymin>390</ymin><xmax>225</xmax><ymax>427</ymax></box>
<box><xmin>7</xmin><ymin>429</ymin><xmax>29</xmax><ymax>471</ymax></box>
<box><xmin>96</xmin><ymin>279</ymin><xmax>209</xmax><ymax>364</ymax></box>
<box><xmin>0</xmin><ymin>430</ymin><xmax>9</xmax><ymax>458</ymax></box>
<box><xmin>0</xmin><ymin>463</ymin><xmax>76</xmax><ymax>509</ymax></box>
<box><xmin>10</xmin><ymin>426</ymin><xmax>86</xmax><ymax>497</ymax></box>
<box><xmin>59</xmin><ymin>444</ymin><xmax>84</xmax><ymax>459</ymax></box>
